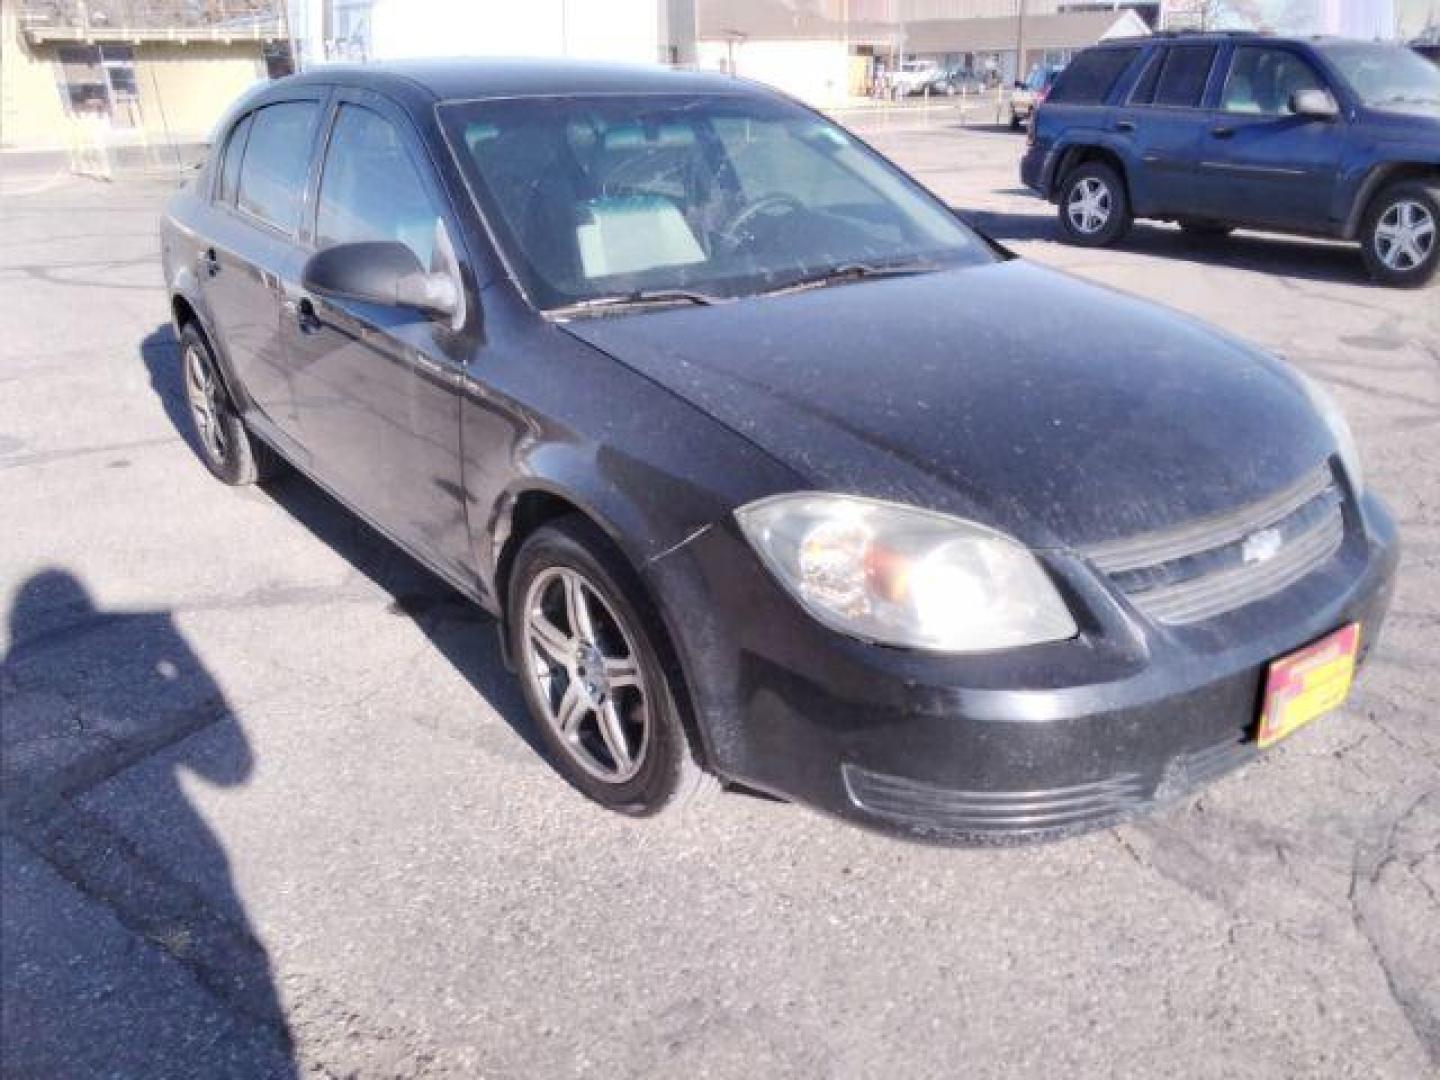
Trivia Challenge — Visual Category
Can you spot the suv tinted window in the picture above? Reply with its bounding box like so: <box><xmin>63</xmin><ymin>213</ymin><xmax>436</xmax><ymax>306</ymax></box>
<box><xmin>1152</xmin><ymin>44</ymin><xmax>1217</xmax><ymax>108</ymax></box>
<box><xmin>1221</xmin><ymin>46</ymin><xmax>1324</xmax><ymax>114</ymax></box>
<box><xmin>316</xmin><ymin>105</ymin><xmax>441</xmax><ymax>268</ymax></box>
<box><xmin>217</xmin><ymin>113</ymin><xmax>252</xmax><ymax>205</ymax></box>
<box><xmin>1048</xmin><ymin>48</ymin><xmax>1139</xmax><ymax>105</ymax></box>
<box><xmin>237</xmin><ymin>101</ymin><xmax>319</xmax><ymax>233</ymax></box>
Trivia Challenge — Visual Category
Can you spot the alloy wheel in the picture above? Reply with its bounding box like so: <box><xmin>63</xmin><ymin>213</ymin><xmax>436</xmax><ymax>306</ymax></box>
<box><xmin>184</xmin><ymin>344</ymin><xmax>228</xmax><ymax>463</ymax></box>
<box><xmin>1067</xmin><ymin>177</ymin><xmax>1112</xmax><ymax>235</ymax></box>
<box><xmin>520</xmin><ymin>566</ymin><xmax>650</xmax><ymax>783</ymax></box>
<box><xmin>1373</xmin><ymin>199</ymin><xmax>1436</xmax><ymax>272</ymax></box>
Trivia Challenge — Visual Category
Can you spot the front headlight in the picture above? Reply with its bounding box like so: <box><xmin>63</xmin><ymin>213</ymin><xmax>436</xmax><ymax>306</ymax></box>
<box><xmin>735</xmin><ymin>493</ymin><xmax>1077</xmax><ymax>653</ymax></box>
<box><xmin>1299</xmin><ymin>374</ymin><xmax>1363</xmax><ymax>494</ymax></box>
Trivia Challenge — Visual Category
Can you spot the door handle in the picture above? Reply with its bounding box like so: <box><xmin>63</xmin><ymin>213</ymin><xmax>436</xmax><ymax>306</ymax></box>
<box><xmin>201</xmin><ymin>247</ymin><xmax>220</xmax><ymax>277</ymax></box>
<box><xmin>1211</xmin><ymin>126</ymin><xmax>1235</xmax><ymax>139</ymax></box>
<box><xmin>1114</xmin><ymin>120</ymin><xmax>1136</xmax><ymax>133</ymax></box>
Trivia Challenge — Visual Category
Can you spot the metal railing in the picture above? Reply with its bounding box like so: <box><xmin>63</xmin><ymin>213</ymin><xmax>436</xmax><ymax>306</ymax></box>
<box><xmin>19</xmin><ymin>0</ymin><xmax>286</xmax><ymax>41</ymax></box>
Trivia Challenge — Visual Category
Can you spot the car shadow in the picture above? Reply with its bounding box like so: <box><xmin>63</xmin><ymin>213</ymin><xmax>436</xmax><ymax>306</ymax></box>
<box><xmin>1</xmin><ymin>570</ymin><xmax>298</xmax><ymax>1075</ymax></box>
<box><xmin>963</xmin><ymin>208</ymin><xmax>1369</xmax><ymax>286</ymax></box>
<box><xmin>140</xmin><ymin>324</ymin><xmax>545</xmax><ymax>766</ymax></box>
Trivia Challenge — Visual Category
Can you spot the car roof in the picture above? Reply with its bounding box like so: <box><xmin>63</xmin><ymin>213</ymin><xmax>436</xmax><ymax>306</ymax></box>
<box><xmin>269</xmin><ymin>58</ymin><xmax>754</xmax><ymax>105</ymax></box>
<box><xmin>1100</xmin><ymin>32</ymin><xmax>1396</xmax><ymax>49</ymax></box>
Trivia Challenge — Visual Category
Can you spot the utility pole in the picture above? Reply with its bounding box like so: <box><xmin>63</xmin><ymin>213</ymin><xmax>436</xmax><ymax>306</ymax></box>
<box><xmin>1013</xmin><ymin>0</ymin><xmax>1027</xmax><ymax>86</ymax></box>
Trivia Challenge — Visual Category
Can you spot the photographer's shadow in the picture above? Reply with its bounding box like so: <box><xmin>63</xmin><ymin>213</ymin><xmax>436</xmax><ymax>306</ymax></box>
<box><xmin>1</xmin><ymin>570</ymin><xmax>297</xmax><ymax>1076</ymax></box>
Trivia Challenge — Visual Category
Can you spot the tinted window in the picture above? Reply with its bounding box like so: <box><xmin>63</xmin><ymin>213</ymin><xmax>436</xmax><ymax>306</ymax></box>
<box><xmin>1153</xmin><ymin>45</ymin><xmax>1217</xmax><ymax>108</ymax></box>
<box><xmin>237</xmin><ymin>101</ymin><xmax>319</xmax><ymax>233</ymax></box>
<box><xmin>1221</xmin><ymin>47</ymin><xmax>1325</xmax><ymax>114</ymax></box>
<box><xmin>1128</xmin><ymin>49</ymin><xmax>1164</xmax><ymax>105</ymax></box>
<box><xmin>217</xmin><ymin>113</ymin><xmax>252</xmax><ymax>205</ymax></box>
<box><xmin>1047</xmin><ymin>48</ymin><xmax>1139</xmax><ymax>105</ymax></box>
<box><xmin>317</xmin><ymin>105</ymin><xmax>441</xmax><ymax>268</ymax></box>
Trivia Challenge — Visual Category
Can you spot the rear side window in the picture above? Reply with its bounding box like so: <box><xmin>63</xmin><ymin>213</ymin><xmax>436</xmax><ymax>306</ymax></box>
<box><xmin>216</xmin><ymin>113</ymin><xmax>252</xmax><ymax>206</ymax></box>
<box><xmin>237</xmin><ymin>101</ymin><xmax>319</xmax><ymax>233</ymax></box>
<box><xmin>1047</xmin><ymin>48</ymin><xmax>1139</xmax><ymax>106</ymax></box>
<box><xmin>1152</xmin><ymin>44</ymin><xmax>1218</xmax><ymax>108</ymax></box>
<box><xmin>316</xmin><ymin>105</ymin><xmax>442</xmax><ymax>269</ymax></box>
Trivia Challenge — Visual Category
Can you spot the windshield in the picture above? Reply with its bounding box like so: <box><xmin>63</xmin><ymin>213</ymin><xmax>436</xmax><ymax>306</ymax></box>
<box><xmin>1318</xmin><ymin>41</ymin><xmax>1440</xmax><ymax>108</ymax></box>
<box><xmin>439</xmin><ymin>93</ymin><xmax>991</xmax><ymax>311</ymax></box>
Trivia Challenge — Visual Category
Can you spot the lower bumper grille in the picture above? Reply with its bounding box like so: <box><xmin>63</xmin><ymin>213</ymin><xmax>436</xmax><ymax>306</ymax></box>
<box><xmin>1084</xmin><ymin>464</ymin><xmax>1345</xmax><ymax>626</ymax></box>
<box><xmin>842</xmin><ymin>737</ymin><xmax>1257</xmax><ymax>841</ymax></box>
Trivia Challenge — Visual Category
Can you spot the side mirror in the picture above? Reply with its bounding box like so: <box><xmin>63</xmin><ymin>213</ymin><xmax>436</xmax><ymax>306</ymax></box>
<box><xmin>302</xmin><ymin>240</ymin><xmax>459</xmax><ymax>320</ymax></box>
<box><xmin>1291</xmin><ymin>88</ymin><xmax>1339</xmax><ymax>120</ymax></box>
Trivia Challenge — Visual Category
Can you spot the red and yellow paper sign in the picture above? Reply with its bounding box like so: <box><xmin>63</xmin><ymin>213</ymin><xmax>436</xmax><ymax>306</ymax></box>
<box><xmin>1258</xmin><ymin>623</ymin><xmax>1361</xmax><ymax>749</ymax></box>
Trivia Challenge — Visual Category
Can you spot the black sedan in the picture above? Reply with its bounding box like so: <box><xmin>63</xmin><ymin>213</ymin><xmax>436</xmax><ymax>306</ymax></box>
<box><xmin>160</xmin><ymin>59</ymin><xmax>1397</xmax><ymax>842</ymax></box>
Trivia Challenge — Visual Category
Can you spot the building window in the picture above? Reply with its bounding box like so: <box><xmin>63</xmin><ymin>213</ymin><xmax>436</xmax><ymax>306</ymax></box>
<box><xmin>55</xmin><ymin>44</ymin><xmax>140</xmax><ymax>127</ymax></box>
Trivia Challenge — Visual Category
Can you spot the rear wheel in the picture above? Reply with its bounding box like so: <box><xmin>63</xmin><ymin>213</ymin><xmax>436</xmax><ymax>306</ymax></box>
<box><xmin>1009</xmin><ymin>109</ymin><xmax>1023</xmax><ymax>131</ymax></box>
<box><xmin>507</xmin><ymin>516</ymin><xmax>715</xmax><ymax>816</ymax></box>
<box><xmin>1360</xmin><ymin>181</ymin><xmax>1439</xmax><ymax>288</ymax></box>
<box><xmin>179</xmin><ymin>322</ymin><xmax>281</xmax><ymax>485</ymax></box>
<box><xmin>1057</xmin><ymin>161</ymin><xmax>1132</xmax><ymax>247</ymax></box>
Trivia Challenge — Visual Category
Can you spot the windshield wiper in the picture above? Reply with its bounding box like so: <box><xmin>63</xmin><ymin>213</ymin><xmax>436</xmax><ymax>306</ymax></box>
<box><xmin>760</xmin><ymin>261</ymin><xmax>940</xmax><ymax>298</ymax></box>
<box><xmin>548</xmin><ymin>289</ymin><xmax>723</xmax><ymax>317</ymax></box>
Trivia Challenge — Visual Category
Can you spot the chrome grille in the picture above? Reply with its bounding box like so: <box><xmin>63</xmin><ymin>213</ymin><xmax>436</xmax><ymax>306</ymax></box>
<box><xmin>1085</xmin><ymin>465</ymin><xmax>1345</xmax><ymax>626</ymax></box>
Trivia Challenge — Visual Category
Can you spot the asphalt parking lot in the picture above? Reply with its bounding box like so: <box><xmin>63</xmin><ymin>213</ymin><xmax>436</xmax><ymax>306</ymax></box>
<box><xmin>2</xmin><ymin>121</ymin><xmax>1438</xmax><ymax>1078</ymax></box>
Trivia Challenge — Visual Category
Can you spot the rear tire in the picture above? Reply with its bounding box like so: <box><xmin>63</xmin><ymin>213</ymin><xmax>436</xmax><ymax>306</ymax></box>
<box><xmin>1057</xmin><ymin>161</ymin><xmax>1132</xmax><ymax>247</ymax></box>
<box><xmin>1359</xmin><ymin>181</ymin><xmax>1440</xmax><ymax>288</ymax></box>
<box><xmin>506</xmin><ymin>516</ymin><xmax>716</xmax><ymax>816</ymax></box>
<box><xmin>178</xmin><ymin>322</ymin><xmax>282</xmax><ymax>486</ymax></box>
<box><xmin>1009</xmin><ymin>110</ymin><xmax>1023</xmax><ymax>131</ymax></box>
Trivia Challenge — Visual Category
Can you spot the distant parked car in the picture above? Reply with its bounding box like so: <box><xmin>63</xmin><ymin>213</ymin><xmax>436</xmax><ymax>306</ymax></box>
<box><xmin>1009</xmin><ymin>65</ymin><xmax>1065</xmax><ymax>129</ymax></box>
<box><xmin>926</xmin><ymin>66</ymin><xmax>986</xmax><ymax>97</ymax></box>
<box><xmin>888</xmin><ymin>59</ymin><xmax>940</xmax><ymax>97</ymax></box>
<box><xmin>1022</xmin><ymin>33</ymin><xmax>1440</xmax><ymax>286</ymax></box>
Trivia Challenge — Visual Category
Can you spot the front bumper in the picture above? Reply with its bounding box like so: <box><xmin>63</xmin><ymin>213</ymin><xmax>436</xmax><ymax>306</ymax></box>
<box><xmin>649</xmin><ymin>493</ymin><xmax>1399</xmax><ymax>845</ymax></box>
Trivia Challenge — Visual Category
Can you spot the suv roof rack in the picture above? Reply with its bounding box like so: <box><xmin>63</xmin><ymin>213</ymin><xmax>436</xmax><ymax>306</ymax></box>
<box><xmin>1145</xmin><ymin>29</ymin><xmax>1270</xmax><ymax>39</ymax></box>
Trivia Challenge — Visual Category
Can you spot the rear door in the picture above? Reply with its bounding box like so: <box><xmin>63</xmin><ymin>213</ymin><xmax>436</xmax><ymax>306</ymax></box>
<box><xmin>281</xmin><ymin>90</ymin><xmax>473</xmax><ymax>585</ymax></box>
<box><xmin>1193</xmin><ymin>44</ymin><xmax>1345</xmax><ymax>229</ymax></box>
<box><xmin>202</xmin><ymin>95</ymin><xmax>325</xmax><ymax>448</ymax></box>
<box><xmin>1110</xmin><ymin>42</ymin><xmax>1221</xmax><ymax>215</ymax></box>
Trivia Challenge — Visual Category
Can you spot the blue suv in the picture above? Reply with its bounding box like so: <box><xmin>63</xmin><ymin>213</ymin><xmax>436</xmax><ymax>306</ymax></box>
<box><xmin>1021</xmin><ymin>33</ymin><xmax>1440</xmax><ymax>286</ymax></box>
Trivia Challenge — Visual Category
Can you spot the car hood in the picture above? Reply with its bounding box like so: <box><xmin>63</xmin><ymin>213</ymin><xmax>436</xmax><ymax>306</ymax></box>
<box><xmin>561</xmin><ymin>261</ymin><xmax>1332</xmax><ymax>550</ymax></box>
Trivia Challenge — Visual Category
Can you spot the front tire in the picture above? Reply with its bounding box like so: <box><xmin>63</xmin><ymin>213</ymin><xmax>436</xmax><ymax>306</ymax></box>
<box><xmin>1057</xmin><ymin>161</ymin><xmax>1132</xmax><ymax>247</ymax></box>
<box><xmin>1360</xmin><ymin>181</ymin><xmax>1439</xmax><ymax>288</ymax></box>
<box><xmin>507</xmin><ymin>517</ymin><xmax>715</xmax><ymax>816</ymax></box>
<box><xmin>179</xmin><ymin>323</ymin><xmax>281</xmax><ymax>486</ymax></box>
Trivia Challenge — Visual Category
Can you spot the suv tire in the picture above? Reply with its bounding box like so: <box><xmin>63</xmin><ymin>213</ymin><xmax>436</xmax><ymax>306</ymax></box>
<box><xmin>1360</xmin><ymin>180</ymin><xmax>1440</xmax><ymax>288</ymax></box>
<box><xmin>1057</xmin><ymin>161</ymin><xmax>1132</xmax><ymax>247</ymax></box>
<box><xmin>507</xmin><ymin>516</ymin><xmax>717</xmax><ymax>816</ymax></box>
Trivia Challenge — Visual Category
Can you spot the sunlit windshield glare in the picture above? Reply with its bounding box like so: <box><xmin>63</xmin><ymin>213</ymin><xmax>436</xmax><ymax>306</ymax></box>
<box><xmin>439</xmin><ymin>94</ymin><xmax>989</xmax><ymax>310</ymax></box>
<box><xmin>1319</xmin><ymin>42</ymin><xmax>1440</xmax><ymax>107</ymax></box>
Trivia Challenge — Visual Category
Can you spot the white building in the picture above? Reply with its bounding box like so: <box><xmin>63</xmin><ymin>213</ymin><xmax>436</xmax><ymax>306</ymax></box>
<box><xmin>287</xmin><ymin>0</ymin><xmax>696</xmax><ymax>68</ymax></box>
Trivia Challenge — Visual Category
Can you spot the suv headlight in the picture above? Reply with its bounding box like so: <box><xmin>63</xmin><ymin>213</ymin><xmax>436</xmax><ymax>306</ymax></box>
<box><xmin>1299</xmin><ymin>374</ymin><xmax>1363</xmax><ymax>494</ymax></box>
<box><xmin>735</xmin><ymin>493</ymin><xmax>1077</xmax><ymax>653</ymax></box>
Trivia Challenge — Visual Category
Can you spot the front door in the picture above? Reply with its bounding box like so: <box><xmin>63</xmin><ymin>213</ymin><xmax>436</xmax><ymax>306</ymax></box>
<box><xmin>281</xmin><ymin>93</ymin><xmax>473</xmax><ymax>587</ymax></box>
<box><xmin>1194</xmin><ymin>45</ymin><xmax>1345</xmax><ymax>230</ymax></box>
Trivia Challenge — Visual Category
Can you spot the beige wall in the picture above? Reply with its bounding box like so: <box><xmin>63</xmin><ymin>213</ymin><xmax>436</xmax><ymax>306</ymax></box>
<box><xmin>1</xmin><ymin>9</ymin><xmax>70</xmax><ymax>148</ymax></box>
<box><xmin>0</xmin><ymin>18</ymin><xmax>264</xmax><ymax>151</ymax></box>
<box><xmin>133</xmin><ymin>42</ymin><xmax>264</xmax><ymax>144</ymax></box>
